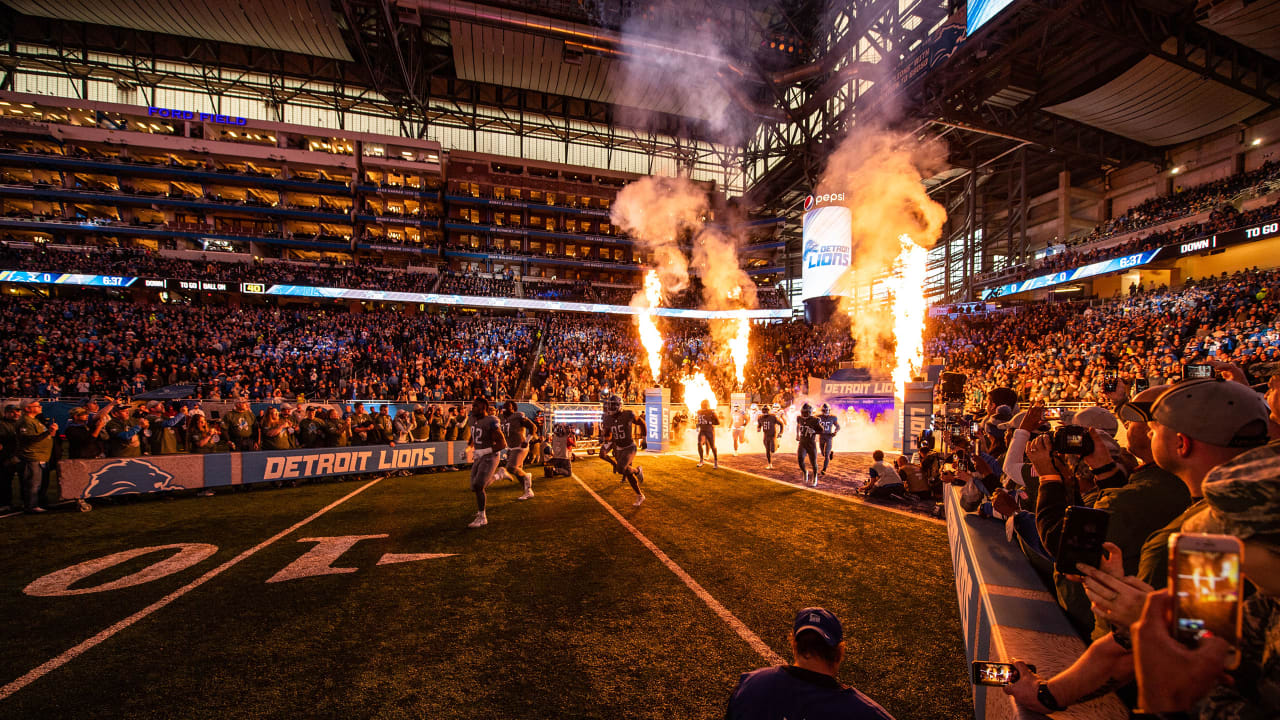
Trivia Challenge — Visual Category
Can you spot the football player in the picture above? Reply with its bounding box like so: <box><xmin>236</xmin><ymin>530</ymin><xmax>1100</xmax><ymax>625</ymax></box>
<box><xmin>600</xmin><ymin>394</ymin><xmax>647</xmax><ymax>506</ymax></box>
<box><xmin>756</xmin><ymin>403</ymin><xmax>785</xmax><ymax>469</ymax></box>
<box><xmin>817</xmin><ymin>403</ymin><xmax>840</xmax><ymax>476</ymax></box>
<box><xmin>796</xmin><ymin>403</ymin><xmax>823</xmax><ymax>486</ymax></box>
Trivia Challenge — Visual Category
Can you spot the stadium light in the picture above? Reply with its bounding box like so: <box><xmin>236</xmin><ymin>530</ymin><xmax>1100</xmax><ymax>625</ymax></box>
<box><xmin>1252</xmin><ymin>138</ymin><xmax>1263</xmax><ymax>147</ymax></box>
<box><xmin>1170</xmin><ymin>166</ymin><xmax>1182</xmax><ymax>175</ymax></box>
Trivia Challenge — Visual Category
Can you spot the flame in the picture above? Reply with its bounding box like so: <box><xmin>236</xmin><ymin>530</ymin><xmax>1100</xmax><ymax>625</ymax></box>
<box><xmin>636</xmin><ymin>270</ymin><xmax>664</xmax><ymax>384</ymax></box>
<box><xmin>680</xmin><ymin>372</ymin><xmax>718</xmax><ymax>415</ymax></box>
<box><xmin>889</xmin><ymin>234</ymin><xmax>928</xmax><ymax>400</ymax></box>
<box><xmin>727</xmin><ymin>312</ymin><xmax>750</xmax><ymax>388</ymax></box>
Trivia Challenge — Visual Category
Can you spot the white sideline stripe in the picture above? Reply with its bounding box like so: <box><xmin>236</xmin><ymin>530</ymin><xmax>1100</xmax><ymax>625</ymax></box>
<box><xmin>572</xmin><ymin>474</ymin><xmax>784</xmax><ymax>666</ymax></box>
<box><xmin>0</xmin><ymin>476</ymin><xmax>387</xmax><ymax>700</ymax></box>
<box><xmin>671</xmin><ymin>453</ymin><xmax>944</xmax><ymax>526</ymax></box>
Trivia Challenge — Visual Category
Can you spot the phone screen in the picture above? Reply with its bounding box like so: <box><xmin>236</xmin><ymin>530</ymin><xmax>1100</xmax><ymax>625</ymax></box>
<box><xmin>1172</xmin><ymin>539</ymin><xmax>1242</xmax><ymax>657</ymax></box>
<box><xmin>1044</xmin><ymin>407</ymin><xmax>1062</xmax><ymax>420</ymax></box>
<box><xmin>1183</xmin><ymin>364</ymin><xmax>1214</xmax><ymax>380</ymax></box>
<box><xmin>971</xmin><ymin>661</ymin><xmax>1030</xmax><ymax>686</ymax></box>
<box><xmin>1055</xmin><ymin>506</ymin><xmax>1110</xmax><ymax>574</ymax></box>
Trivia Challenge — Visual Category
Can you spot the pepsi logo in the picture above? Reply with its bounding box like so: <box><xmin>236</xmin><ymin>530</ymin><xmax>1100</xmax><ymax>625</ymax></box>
<box><xmin>804</xmin><ymin>192</ymin><xmax>846</xmax><ymax>211</ymax></box>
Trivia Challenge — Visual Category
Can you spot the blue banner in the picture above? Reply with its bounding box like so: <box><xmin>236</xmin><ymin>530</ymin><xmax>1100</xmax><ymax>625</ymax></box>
<box><xmin>240</xmin><ymin>441</ymin><xmax>468</xmax><ymax>484</ymax></box>
<box><xmin>981</xmin><ymin>248</ymin><xmax>1163</xmax><ymax>300</ymax></box>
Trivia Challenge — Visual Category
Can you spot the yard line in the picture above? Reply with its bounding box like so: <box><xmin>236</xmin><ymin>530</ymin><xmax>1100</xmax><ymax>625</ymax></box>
<box><xmin>0</xmin><ymin>476</ymin><xmax>388</xmax><ymax>701</ymax></box>
<box><xmin>572</xmin><ymin>474</ymin><xmax>785</xmax><ymax>666</ymax></box>
<box><xmin>671</xmin><ymin>453</ymin><xmax>945</xmax><ymax>526</ymax></box>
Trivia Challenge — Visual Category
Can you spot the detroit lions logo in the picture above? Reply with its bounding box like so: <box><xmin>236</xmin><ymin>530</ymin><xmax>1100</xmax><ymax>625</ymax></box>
<box><xmin>803</xmin><ymin>238</ymin><xmax>821</xmax><ymax>257</ymax></box>
<box><xmin>83</xmin><ymin>460</ymin><xmax>182</xmax><ymax>498</ymax></box>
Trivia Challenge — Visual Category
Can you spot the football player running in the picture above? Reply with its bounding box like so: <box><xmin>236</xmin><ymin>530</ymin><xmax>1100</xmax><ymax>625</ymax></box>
<box><xmin>730</xmin><ymin>404</ymin><xmax>749</xmax><ymax>456</ymax></box>
<box><xmin>599</xmin><ymin>394</ymin><xmax>647</xmax><ymax>506</ymax></box>
<box><xmin>796</xmin><ymin>403</ymin><xmax>823</xmax><ymax>486</ymax></box>
<box><xmin>756</xmin><ymin>403</ymin><xmax>785</xmax><ymax>470</ymax></box>
<box><xmin>817</xmin><ymin>403</ymin><xmax>840</xmax><ymax>476</ymax></box>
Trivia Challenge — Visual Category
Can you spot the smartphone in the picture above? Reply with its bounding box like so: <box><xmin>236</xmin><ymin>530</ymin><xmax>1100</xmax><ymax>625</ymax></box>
<box><xmin>1170</xmin><ymin>533</ymin><xmax>1244</xmax><ymax>669</ymax></box>
<box><xmin>1103</xmin><ymin>369</ymin><xmax>1118</xmax><ymax>393</ymax></box>
<box><xmin>1183</xmin><ymin>364</ymin><xmax>1214</xmax><ymax>380</ymax></box>
<box><xmin>1055</xmin><ymin>506</ymin><xmax>1111</xmax><ymax>574</ymax></box>
<box><xmin>971</xmin><ymin>661</ymin><xmax>1035</xmax><ymax>686</ymax></box>
<box><xmin>1134</xmin><ymin>377</ymin><xmax>1150</xmax><ymax>393</ymax></box>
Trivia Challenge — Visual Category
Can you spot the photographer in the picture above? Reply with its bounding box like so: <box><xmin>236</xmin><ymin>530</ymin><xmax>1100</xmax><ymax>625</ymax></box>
<box><xmin>260</xmin><ymin>407</ymin><xmax>294</xmax><ymax>451</ymax></box>
<box><xmin>104</xmin><ymin>405</ymin><xmax>146</xmax><ymax>458</ymax></box>
<box><xmin>186</xmin><ymin>411</ymin><xmax>219</xmax><ymax>454</ymax></box>
<box><xmin>66</xmin><ymin>403</ymin><xmax>112</xmax><ymax>459</ymax></box>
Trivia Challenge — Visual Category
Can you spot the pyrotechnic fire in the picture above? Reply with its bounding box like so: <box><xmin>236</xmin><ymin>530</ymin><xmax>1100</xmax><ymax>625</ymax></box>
<box><xmin>680</xmin><ymin>372</ymin><xmax>718</xmax><ymax>415</ymax></box>
<box><xmin>728</xmin><ymin>312</ymin><xmax>750</xmax><ymax>388</ymax></box>
<box><xmin>889</xmin><ymin>234</ymin><xmax>928</xmax><ymax>399</ymax></box>
<box><xmin>637</xmin><ymin>270</ymin><xmax>664</xmax><ymax>383</ymax></box>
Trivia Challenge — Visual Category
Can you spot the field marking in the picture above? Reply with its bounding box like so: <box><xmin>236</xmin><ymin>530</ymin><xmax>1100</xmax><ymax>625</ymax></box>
<box><xmin>571</xmin><ymin>474</ymin><xmax>785</xmax><ymax>666</ymax></box>
<box><xmin>670</xmin><ymin>453</ymin><xmax>944</xmax><ymax>526</ymax></box>
<box><xmin>0</xmin><ymin>475</ymin><xmax>387</xmax><ymax>701</ymax></box>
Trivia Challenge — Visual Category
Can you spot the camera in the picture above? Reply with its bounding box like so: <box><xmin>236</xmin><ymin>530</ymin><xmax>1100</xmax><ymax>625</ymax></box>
<box><xmin>916</xmin><ymin>429</ymin><xmax>935</xmax><ymax>452</ymax></box>
<box><xmin>940</xmin><ymin>372</ymin><xmax>967</xmax><ymax>402</ymax></box>
<box><xmin>1052</xmin><ymin>424</ymin><xmax>1094</xmax><ymax>456</ymax></box>
<box><xmin>1183</xmin><ymin>363</ymin><xmax>1214</xmax><ymax>380</ymax></box>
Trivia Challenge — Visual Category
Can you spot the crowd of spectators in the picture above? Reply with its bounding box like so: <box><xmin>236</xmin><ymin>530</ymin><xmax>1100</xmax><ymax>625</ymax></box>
<box><xmin>0</xmin><ymin>297</ymin><xmax>535</xmax><ymax>402</ymax></box>
<box><xmin>522</xmin><ymin>279</ymin><xmax>636</xmax><ymax>305</ymax></box>
<box><xmin>530</xmin><ymin>315</ymin><xmax>643</xmax><ymax>402</ymax></box>
<box><xmin>437</xmin><ymin>269</ymin><xmax>517</xmax><ymax>297</ymax></box>
<box><xmin>930</xmin><ymin>267</ymin><xmax>1280</xmax><ymax>407</ymax></box>
<box><xmin>983</xmin><ymin>162</ymin><xmax>1280</xmax><ymax>287</ymax></box>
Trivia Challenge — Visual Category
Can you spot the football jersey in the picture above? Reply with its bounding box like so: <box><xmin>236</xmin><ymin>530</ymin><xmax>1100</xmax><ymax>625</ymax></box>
<box><xmin>796</xmin><ymin>416</ymin><xmax>822</xmax><ymax>443</ymax></box>
<box><xmin>818</xmin><ymin>415</ymin><xmax>840</xmax><ymax>437</ymax></box>
<box><xmin>602</xmin><ymin>410</ymin><xmax>638</xmax><ymax>448</ymax></box>
<box><xmin>470</xmin><ymin>414</ymin><xmax>503</xmax><ymax>450</ymax></box>
<box><xmin>502</xmin><ymin>411</ymin><xmax>536</xmax><ymax>447</ymax></box>
<box><xmin>757</xmin><ymin>414</ymin><xmax>783</xmax><ymax>436</ymax></box>
<box><xmin>696</xmin><ymin>409</ymin><xmax>719</xmax><ymax>434</ymax></box>
<box><xmin>732</xmin><ymin>410</ymin><xmax>748</xmax><ymax>429</ymax></box>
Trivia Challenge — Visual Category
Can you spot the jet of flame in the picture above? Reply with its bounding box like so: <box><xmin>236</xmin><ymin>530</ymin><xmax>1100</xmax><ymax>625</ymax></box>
<box><xmin>727</xmin><ymin>312</ymin><xmax>750</xmax><ymax>388</ymax></box>
<box><xmin>889</xmin><ymin>234</ymin><xmax>928</xmax><ymax>400</ymax></box>
<box><xmin>636</xmin><ymin>270</ymin><xmax>664</xmax><ymax>384</ymax></box>
<box><xmin>680</xmin><ymin>372</ymin><xmax>718</xmax><ymax>415</ymax></box>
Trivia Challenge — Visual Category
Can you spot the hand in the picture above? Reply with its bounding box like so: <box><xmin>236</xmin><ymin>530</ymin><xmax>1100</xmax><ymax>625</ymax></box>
<box><xmin>1084</xmin><ymin>428</ymin><xmax>1113</xmax><ymax>468</ymax></box>
<box><xmin>1001</xmin><ymin>659</ymin><xmax>1050</xmax><ymax>714</ymax></box>
<box><xmin>1133</xmin><ymin>588</ymin><xmax>1232</xmax><ymax>713</ymax></box>
<box><xmin>49</xmin><ymin>422</ymin><xmax>59</xmax><ymax>433</ymax></box>
<box><xmin>1105</xmin><ymin>377</ymin><xmax>1131</xmax><ymax>405</ymax></box>
<box><xmin>1025</xmin><ymin>434</ymin><xmax>1057</xmax><ymax>477</ymax></box>
<box><xmin>974</xmin><ymin>454</ymin><xmax>994</xmax><ymax>477</ymax></box>
<box><xmin>1019</xmin><ymin>404</ymin><xmax>1045</xmax><ymax>432</ymax></box>
<box><xmin>1207</xmin><ymin>360</ymin><xmax>1248</xmax><ymax>386</ymax></box>
<box><xmin>991</xmin><ymin>487</ymin><xmax>1020</xmax><ymax>517</ymax></box>
<box><xmin>1078</xmin><ymin>543</ymin><xmax>1152</xmax><ymax>628</ymax></box>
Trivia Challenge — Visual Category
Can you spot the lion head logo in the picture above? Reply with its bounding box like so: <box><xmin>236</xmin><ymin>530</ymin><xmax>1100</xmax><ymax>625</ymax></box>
<box><xmin>84</xmin><ymin>460</ymin><xmax>182</xmax><ymax>498</ymax></box>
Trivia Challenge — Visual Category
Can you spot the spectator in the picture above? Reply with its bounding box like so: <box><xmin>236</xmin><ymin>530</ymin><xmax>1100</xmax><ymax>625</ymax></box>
<box><xmin>0</xmin><ymin>404</ymin><xmax>20</xmax><ymax>512</ymax></box>
<box><xmin>16</xmin><ymin>400</ymin><xmax>56</xmax><ymax>513</ymax></box>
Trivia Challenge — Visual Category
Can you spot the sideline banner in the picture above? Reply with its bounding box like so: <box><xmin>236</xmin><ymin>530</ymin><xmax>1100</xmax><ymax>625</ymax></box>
<box><xmin>58</xmin><ymin>441</ymin><xmax>468</xmax><ymax>501</ymax></box>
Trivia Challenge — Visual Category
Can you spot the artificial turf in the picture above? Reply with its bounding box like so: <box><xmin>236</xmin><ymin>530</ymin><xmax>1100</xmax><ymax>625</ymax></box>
<box><xmin>0</xmin><ymin>455</ymin><xmax>967</xmax><ymax>719</ymax></box>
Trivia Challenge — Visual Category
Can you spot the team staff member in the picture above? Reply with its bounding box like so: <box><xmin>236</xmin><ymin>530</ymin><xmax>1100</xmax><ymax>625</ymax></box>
<box><xmin>223</xmin><ymin>399</ymin><xmax>257</xmax><ymax>451</ymax></box>
<box><xmin>496</xmin><ymin>401</ymin><xmax>540</xmax><ymax>501</ymax></box>
<box><xmin>466</xmin><ymin>397</ymin><xmax>507</xmax><ymax>528</ymax></box>
<box><xmin>796</xmin><ymin>403</ymin><xmax>823</xmax><ymax>486</ymax></box>
<box><xmin>731</xmin><ymin>404</ymin><xmax>749</xmax><ymax>455</ymax></box>
<box><xmin>757</xmin><ymin>404</ymin><xmax>785</xmax><ymax>469</ymax></box>
<box><xmin>600</xmin><ymin>394</ymin><xmax>647</xmax><ymax>506</ymax></box>
<box><xmin>817</xmin><ymin>403</ymin><xmax>840</xmax><ymax>475</ymax></box>
<box><xmin>16</xmin><ymin>400</ymin><xmax>56</xmax><ymax>514</ymax></box>
<box><xmin>695</xmin><ymin>400</ymin><xmax>720</xmax><ymax>469</ymax></box>
<box><xmin>727</xmin><ymin>607</ymin><xmax>895</xmax><ymax>720</ymax></box>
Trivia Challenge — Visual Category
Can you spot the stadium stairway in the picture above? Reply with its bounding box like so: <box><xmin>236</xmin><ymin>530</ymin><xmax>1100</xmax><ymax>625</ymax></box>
<box><xmin>945</xmin><ymin>486</ymin><xmax>1127</xmax><ymax>720</ymax></box>
<box><xmin>513</xmin><ymin>320</ymin><xmax>545</xmax><ymax>400</ymax></box>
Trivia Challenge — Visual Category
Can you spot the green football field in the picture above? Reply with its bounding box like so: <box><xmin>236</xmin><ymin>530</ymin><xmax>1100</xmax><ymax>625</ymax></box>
<box><xmin>0</xmin><ymin>455</ymin><xmax>968</xmax><ymax>720</ymax></box>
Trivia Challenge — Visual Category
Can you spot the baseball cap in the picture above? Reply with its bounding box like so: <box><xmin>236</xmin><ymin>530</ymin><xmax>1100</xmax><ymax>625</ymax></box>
<box><xmin>1000</xmin><ymin>410</ymin><xmax>1050</xmax><ymax>432</ymax></box>
<box><xmin>1116</xmin><ymin>384</ymin><xmax>1172</xmax><ymax>424</ymax></box>
<box><xmin>1069</xmin><ymin>407</ymin><xmax>1119</xmax><ymax>436</ymax></box>
<box><xmin>793</xmin><ymin>607</ymin><xmax>843</xmax><ymax>647</ymax></box>
<box><xmin>1181</xmin><ymin>444</ymin><xmax>1280</xmax><ymax>545</ymax></box>
<box><xmin>1151</xmin><ymin>378</ymin><xmax>1271</xmax><ymax>448</ymax></box>
<box><xmin>989</xmin><ymin>405</ymin><xmax>1014</xmax><ymax>424</ymax></box>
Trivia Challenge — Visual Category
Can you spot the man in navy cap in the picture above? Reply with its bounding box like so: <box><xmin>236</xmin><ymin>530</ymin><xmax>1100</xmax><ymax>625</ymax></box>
<box><xmin>726</xmin><ymin>607</ymin><xmax>895</xmax><ymax>719</ymax></box>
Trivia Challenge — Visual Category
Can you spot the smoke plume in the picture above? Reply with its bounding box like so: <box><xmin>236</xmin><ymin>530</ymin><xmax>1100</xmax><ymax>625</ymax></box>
<box><xmin>818</xmin><ymin>126</ymin><xmax>948</xmax><ymax>372</ymax></box>
<box><xmin>611</xmin><ymin>175</ymin><xmax>706</xmax><ymax>295</ymax></box>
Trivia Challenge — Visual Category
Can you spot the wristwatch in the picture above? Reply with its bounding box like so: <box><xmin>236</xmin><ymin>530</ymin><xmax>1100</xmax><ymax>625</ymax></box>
<box><xmin>1038</xmin><ymin>682</ymin><xmax>1068</xmax><ymax>713</ymax></box>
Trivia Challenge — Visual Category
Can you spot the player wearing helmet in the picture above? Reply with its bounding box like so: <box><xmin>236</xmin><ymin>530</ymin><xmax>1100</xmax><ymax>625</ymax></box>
<box><xmin>796</xmin><ymin>403</ymin><xmax>823</xmax><ymax>486</ymax></box>
<box><xmin>599</xmin><ymin>394</ymin><xmax>647</xmax><ymax>505</ymax></box>
<box><xmin>817</xmin><ymin>403</ymin><xmax>840</xmax><ymax>476</ymax></box>
<box><xmin>756</xmin><ymin>403</ymin><xmax>785</xmax><ymax>469</ymax></box>
<box><xmin>495</xmin><ymin>400</ymin><xmax>540</xmax><ymax>500</ymax></box>
<box><xmin>730</xmin><ymin>404</ymin><xmax>749</xmax><ymax>455</ymax></box>
<box><xmin>465</xmin><ymin>397</ymin><xmax>507</xmax><ymax>528</ymax></box>
<box><xmin>695</xmin><ymin>399</ymin><xmax>720</xmax><ymax>469</ymax></box>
